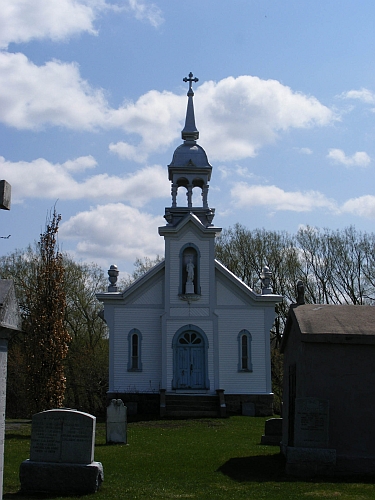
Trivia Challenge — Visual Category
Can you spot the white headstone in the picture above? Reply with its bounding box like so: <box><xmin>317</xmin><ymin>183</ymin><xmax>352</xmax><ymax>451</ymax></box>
<box><xmin>106</xmin><ymin>399</ymin><xmax>127</xmax><ymax>444</ymax></box>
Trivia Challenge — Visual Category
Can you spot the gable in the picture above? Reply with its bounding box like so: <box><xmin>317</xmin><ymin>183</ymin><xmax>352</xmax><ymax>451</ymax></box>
<box><xmin>215</xmin><ymin>260</ymin><xmax>282</xmax><ymax>307</ymax></box>
<box><xmin>130</xmin><ymin>278</ymin><xmax>164</xmax><ymax>305</ymax></box>
<box><xmin>216</xmin><ymin>278</ymin><xmax>247</xmax><ymax>306</ymax></box>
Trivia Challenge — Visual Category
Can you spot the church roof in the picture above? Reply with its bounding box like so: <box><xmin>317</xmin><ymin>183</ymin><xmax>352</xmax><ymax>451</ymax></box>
<box><xmin>169</xmin><ymin>142</ymin><xmax>211</xmax><ymax>170</ymax></box>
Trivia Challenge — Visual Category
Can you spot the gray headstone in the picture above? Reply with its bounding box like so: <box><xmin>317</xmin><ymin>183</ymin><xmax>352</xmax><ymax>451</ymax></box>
<box><xmin>20</xmin><ymin>409</ymin><xmax>103</xmax><ymax>494</ymax></box>
<box><xmin>294</xmin><ymin>398</ymin><xmax>329</xmax><ymax>448</ymax></box>
<box><xmin>106</xmin><ymin>399</ymin><xmax>127</xmax><ymax>444</ymax></box>
<box><xmin>242</xmin><ymin>402</ymin><xmax>255</xmax><ymax>416</ymax></box>
<box><xmin>30</xmin><ymin>409</ymin><xmax>95</xmax><ymax>464</ymax></box>
<box><xmin>264</xmin><ymin>417</ymin><xmax>283</xmax><ymax>436</ymax></box>
<box><xmin>261</xmin><ymin>417</ymin><xmax>283</xmax><ymax>445</ymax></box>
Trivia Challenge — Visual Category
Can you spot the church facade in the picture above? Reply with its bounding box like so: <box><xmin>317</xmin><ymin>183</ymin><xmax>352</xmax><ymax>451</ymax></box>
<box><xmin>97</xmin><ymin>74</ymin><xmax>282</xmax><ymax>417</ymax></box>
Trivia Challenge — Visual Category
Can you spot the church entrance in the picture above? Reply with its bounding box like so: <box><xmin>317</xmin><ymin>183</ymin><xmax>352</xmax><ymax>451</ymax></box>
<box><xmin>174</xmin><ymin>330</ymin><xmax>207</xmax><ymax>390</ymax></box>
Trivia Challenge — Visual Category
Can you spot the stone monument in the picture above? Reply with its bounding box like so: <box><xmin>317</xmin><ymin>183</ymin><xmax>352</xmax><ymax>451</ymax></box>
<box><xmin>106</xmin><ymin>399</ymin><xmax>127</xmax><ymax>444</ymax></box>
<box><xmin>261</xmin><ymin>417</ymin><xmax>283</xmax><ymax>445</ymax></box>
<box><xmin>0</xmin><ymin>280</ymin><xmax>21</xmax><ymax>500</ymax></box>
<box><xmin>20</xmin><ymin>409</ymin><xmax>103</xmax><ymax>494</ymax></box>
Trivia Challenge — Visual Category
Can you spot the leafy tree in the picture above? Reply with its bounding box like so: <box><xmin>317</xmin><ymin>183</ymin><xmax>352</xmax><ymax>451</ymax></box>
<box><xmin>22</xmin><ymin>210</ymin><xmax>70</xmax><ymax>414</ymax></box>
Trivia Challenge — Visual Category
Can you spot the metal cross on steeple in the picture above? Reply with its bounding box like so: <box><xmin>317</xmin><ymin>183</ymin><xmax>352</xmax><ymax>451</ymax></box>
<box><xmin>183</xmin><ymin>72</ymin><xmax>199</xmax><ymax>95</ymax></box>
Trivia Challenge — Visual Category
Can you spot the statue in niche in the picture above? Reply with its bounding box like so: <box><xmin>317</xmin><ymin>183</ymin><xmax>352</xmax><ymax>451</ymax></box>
<box><xmin>186</xmin><ymin>259</ymin><xmax>195</xmax><ymax>283</ymax></box>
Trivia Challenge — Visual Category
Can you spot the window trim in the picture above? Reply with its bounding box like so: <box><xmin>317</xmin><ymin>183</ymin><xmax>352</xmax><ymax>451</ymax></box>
<box><xmin>237</xmin><ymin>329</ymin><xmax>253</xmax><ymax>372</ymax></box>
<box><xmin>127</xmin><ymin>328</ymin><xmax>143</xmax><ymax>372</ymax></box>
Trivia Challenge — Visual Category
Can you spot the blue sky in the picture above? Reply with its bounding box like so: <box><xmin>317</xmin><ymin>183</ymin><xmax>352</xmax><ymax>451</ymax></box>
<box><xmin>1</xmin><ymin>0</ymin><xmax>375</xmax><ymax>277</ymax></box>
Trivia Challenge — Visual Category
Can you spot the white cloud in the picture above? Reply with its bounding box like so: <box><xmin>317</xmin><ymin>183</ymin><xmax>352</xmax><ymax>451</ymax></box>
<box><xmin>196</xmin><ymin>76</ymin><xmax>334</xmax><ymax>161</ymax></box>
<box><xmin>109</xmin><ymin>142</ymin><xmax>148</xmax><ymax>163</ymax></box>
<box><xmin>108</xmin><ymin>90</ymin><xmax>185</xmax><ymax>152</ymax></box>
<box><xmin>0</xmin><ymin>52</ymin><xmax>109</xmax><ymax>130</ymax></box>
<box><xmin>0</xmin><ymin>0</ymin><xmax>162</xmax><ymax>49</ymax></box>
<box><xmin>341</xmin><ymin>88</ymin><xmax>375</xmax><ymax>105</ymax></box>
<box><xmin>0</xmin><ymin>65</ymin><xmax>335</xmax><ymax>162</ymax></box>
<box><xmin>341</xmin><ymin>195</ymin><xmax>375</xmax><ymax>219</ymax></box>
<box><xmin>297</xmin><ymin>147</ymin><xmax>313</xmax><ymax>155</ymax></box>
<box><xmin>0</xmin><ymin>0</ymin><xmax>100</xmax><ymax>49</ymax></box>
<box><xmin>62</xmin><ymin>156</ymin><xmax>98</xmax><ymax>172</ymax></box>
<box><xmin>60</xmin><ymin>203</ymin><xmax>165</xmax><ymax>268</ymax></box>
<box><xmin>327</xmin><ymin>148</ymin><xmax>371</xmax><ymax>167</ymax></box>
<box><xmin>232</xmin><ymin>182</ymin><xmax>337</xmax><ymax>213</ymax></box>
<box><xmin>127</xmin><ymin>0</ymin><xmax>164</xmax><ymax>27</ymax></box>
<box><xmin>0</xmin><ymin>156</ymin><xmax>169</xmax><ymax>206</ymax></box>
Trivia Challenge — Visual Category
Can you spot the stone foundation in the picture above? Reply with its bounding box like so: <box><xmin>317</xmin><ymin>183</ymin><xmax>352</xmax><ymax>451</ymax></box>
<box><xmin>108</xmin><ymin>392</ymin><xmax>273</xmax><ymax>418</ymax></box>
<box><xmin>225</xmin><ymin>394</ymin><xmax>274</xmax><ymax>416</ymax></box>
<box><xmin>107</xmin><ymin>392</ymin><xmax>160</xmax><ymax>418</ymax></box>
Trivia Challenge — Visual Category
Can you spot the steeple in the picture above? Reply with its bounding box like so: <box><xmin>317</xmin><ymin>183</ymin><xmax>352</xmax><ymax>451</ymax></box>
<box><xmin>181</xmin><ymin>72</ymin><xmax>199</xmax><ymax>142</ymax></box>
<box><xmin>163</xmin><ymin>72</ymin><xmax>215</xmax><ymax>228</ymax></box>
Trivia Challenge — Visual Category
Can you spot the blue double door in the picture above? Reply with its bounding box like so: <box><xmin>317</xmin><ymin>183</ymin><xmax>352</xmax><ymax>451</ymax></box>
<box><xmin>175</xmin><ymin>331</ymin><xmax>205</xmax><ymax>390</ymax></box>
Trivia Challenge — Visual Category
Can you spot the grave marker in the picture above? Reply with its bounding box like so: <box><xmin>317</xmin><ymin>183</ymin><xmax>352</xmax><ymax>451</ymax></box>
<box><xmin>106</xmin><ymin>399</ymin><xmax>127</xmax><ymax>444</ymax></box>
<box><xmin>20</xmin><ymin>409</ymin><xmax>103</xmax><ymax>494</ymax></box>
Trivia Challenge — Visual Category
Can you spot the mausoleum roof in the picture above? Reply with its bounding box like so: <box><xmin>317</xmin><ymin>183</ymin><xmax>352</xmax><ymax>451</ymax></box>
<box><xmin>281</xmin><ymin>304</ymin><xmax>375</xmax><ymax>352</ymax></box>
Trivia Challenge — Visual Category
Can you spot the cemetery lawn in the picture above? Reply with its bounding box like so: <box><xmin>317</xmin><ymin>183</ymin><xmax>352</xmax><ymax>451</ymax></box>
<box><xmin>4</xmin><ymin>416</ymin><xmax>375</xmax><ymax>500</ymax></box>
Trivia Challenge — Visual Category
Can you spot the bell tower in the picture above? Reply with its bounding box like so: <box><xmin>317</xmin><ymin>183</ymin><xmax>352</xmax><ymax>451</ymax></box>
<box><xmin>159</xmin><ymin>72</ymin><xmax>221</xmax><ymax>302</ymax></box>
<box><xmin>164</xmin><ymin>72</ymin><xmax>215</xmax><ymax>227</ymax></box>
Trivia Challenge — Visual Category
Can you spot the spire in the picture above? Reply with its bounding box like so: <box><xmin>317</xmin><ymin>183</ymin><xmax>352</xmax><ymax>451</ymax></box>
<box><xmin>181</xmin><ymin>72</ymin><xmax>199</xmax><ymax>142</ymax></box>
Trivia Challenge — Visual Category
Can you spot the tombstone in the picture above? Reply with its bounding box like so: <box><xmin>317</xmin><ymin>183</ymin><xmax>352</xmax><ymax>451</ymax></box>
<box><xmin>261</xmin><ymin>418</ymin><xmax>283</xmax><ymax>445</ymax></box>
<box><xmin>0</xmin><ymin>280</ymin><xmax>22</xmax><ymax>500</ymax></box>
<box><xmin>242</xmin><ymin>402</ymin><xmax>255</xmax><ymax>416</ymax></box>
<box><xmin>20</xmin><ymin>409</ymin><xmax>103</xmax><ymax>494</ymax></box>
<box><xmin>106</xmin><ymin>399</ymin><xmax>127</xmax><ymax>444</ymax></box>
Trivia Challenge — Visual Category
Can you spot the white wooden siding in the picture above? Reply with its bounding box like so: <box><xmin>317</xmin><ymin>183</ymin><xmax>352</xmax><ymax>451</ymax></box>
<box><xmin>132</xmin><ymin>279</ymin><xmax>163</xmax><ymax>305</ymax></box>
<box><xmin>112</xmin><ymin>307</ymin><xmax>163</xmax><ymax>392</ymax></box>
<box><xmin>169</xmin><ymin>307</ymin><xmax>210</xmax><ymax>317</ymax></box>
<box><xmin>216</xmin><ymin>280</ymin><xmax>247</xmax><ymax>306</ymax></box>
<box><xmin>215</xmin><ymin>308</ymin><xmax>268</xmax><ymax>394</ymax></box>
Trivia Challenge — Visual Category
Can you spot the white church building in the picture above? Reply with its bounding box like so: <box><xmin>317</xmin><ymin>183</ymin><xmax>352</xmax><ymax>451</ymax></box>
<box><xmin>97</xmin><ymin>73</ymin><xmax>282</xmax><ymax>417</ymax></box>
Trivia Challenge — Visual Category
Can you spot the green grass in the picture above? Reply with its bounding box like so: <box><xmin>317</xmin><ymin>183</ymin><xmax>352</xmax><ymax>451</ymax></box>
<box><xmin>4</xmin><ymin>417</ymin><xmax>375</xmax><ymax>499</ymax></box>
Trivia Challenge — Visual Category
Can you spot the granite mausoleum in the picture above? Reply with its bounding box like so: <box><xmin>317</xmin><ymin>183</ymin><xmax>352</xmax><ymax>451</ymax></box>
<box><xmin>281</xmin><ymin>297</ymin><xmax>375</xmax><ymax>476</ymax></box>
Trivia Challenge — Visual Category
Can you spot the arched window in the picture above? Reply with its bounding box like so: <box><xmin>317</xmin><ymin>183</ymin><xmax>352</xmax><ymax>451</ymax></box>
<box><xmin>237</xmin><ymin>330</ymin><xmax>253</xmax><ymax>372</ymax></box>
<box><xmin>179</xmin><ymin>243</ymin><xmax>200</xmax><ymax>295</ymax></box>
<box><xmin>127</xmin><ymin>329</ymin><xmax>142</xmax><ymax>372</ymax></box>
